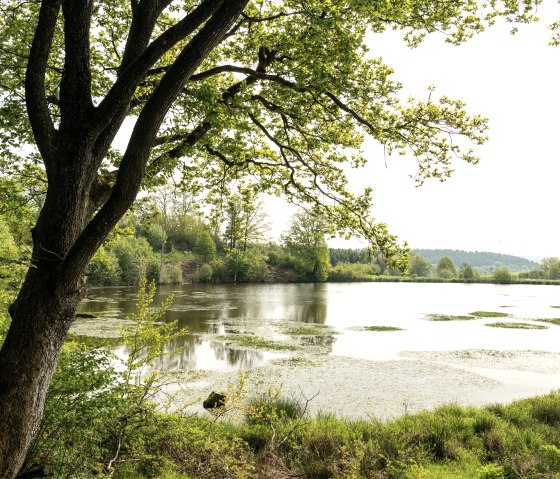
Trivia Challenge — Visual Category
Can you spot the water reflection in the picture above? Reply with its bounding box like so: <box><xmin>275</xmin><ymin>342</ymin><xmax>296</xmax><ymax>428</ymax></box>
<box><xmin>148</xmin><ymin>336</ymin><xmax>281</xmax><ymax>371</ymax></box>
<box><xmin>78</xmin><ymin>283</ymin><xmax>328</xmax><ymax>370</ymax></box>
<box><xmin>79</xmin><ymin>282</ymin><xmax>560</xmax><ymax>372</ymax></box>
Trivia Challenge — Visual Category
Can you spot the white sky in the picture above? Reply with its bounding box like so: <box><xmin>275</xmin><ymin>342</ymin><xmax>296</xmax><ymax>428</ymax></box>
<box><xmin>316</xmin><ymin>3</ymin><xmax>560</xmax><ymax>259</ymax></box>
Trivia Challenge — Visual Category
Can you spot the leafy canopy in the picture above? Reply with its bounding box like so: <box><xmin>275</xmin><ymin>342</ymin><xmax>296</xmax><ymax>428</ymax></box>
<box><xmin>0</xmin><ymin>0</ymin><xmax>540</xmax><ymax>269</ymax></box>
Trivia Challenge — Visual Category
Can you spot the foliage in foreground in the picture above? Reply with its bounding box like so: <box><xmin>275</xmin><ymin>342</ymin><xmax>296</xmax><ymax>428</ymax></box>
<box><xmin>20</xmin><ymin>343</ymin><xmax>560</xmax><ymax>479</ymax></box>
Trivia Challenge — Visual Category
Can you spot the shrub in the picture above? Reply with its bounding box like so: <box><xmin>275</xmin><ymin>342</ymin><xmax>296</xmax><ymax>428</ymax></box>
<box><xmin>494</xmin><ymin>267</ymin><xmax>513</xmax><ymax>284</ymax></box>
<box><xmin>530</xmin><ymin>396</ymin><xmax>560</xmax><ymax>426</ymax></box>
<box><xmin>194</xmin><ymin>231</ymin><xmax>217</xmax><ymax>261</ymax></box>
<box><xmin>22</xmin><ymin>280</ymin><xmax>184</xmax><ymax>477</ymax></box>
<box><xmin>111</xmin><ymin>235</ymin><xmax>158</xmax><ymax>285</ymax></box>
<box><xmin>329</xmin><ymin>262</ymin><xmax>375</xmax><ymax>281</ymax></box>
<box><xmin>89</xmin><ymin>246</ymin><xmax>122</xmax><ymax>286</ymax></box>
<box><xmin>225</xmin><ymin>248</ymin><xmax>269</xmax><ymax>283</ymax></box>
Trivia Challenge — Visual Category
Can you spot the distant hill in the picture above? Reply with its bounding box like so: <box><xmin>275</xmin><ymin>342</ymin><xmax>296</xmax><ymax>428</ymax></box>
<box><xmin>415</xmin><ymin>249</ymin><xmax>539</xmax><ymax>273</ymax></box>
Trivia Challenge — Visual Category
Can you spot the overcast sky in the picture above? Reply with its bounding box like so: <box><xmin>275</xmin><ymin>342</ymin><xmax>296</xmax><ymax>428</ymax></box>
<box><xmin>319</xmin><ymin>3</ymin><xmax>560</xmax><ymax>259</ymax></box>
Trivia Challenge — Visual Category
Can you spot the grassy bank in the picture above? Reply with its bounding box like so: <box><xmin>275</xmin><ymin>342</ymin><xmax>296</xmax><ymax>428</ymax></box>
<box><xmin>115</xmin><ymin>391</ymin><xmax>560</xmax><ymax>479</ymax></box>
<box><xmin>29</xmin><ymin>380</ymin><xmax>560</xmax><ymax>479</ymax></box>
<box><xmin>11</xmin><ymin>280</ymin><xmax>560</xmax><ymax>478</ymax></box>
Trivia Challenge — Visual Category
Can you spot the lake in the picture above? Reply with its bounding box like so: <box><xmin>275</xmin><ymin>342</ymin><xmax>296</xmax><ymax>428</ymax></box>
<box><xmin>75</xmin><ymin>282</ymin><xmax>560</xmax><ymax>419</ymax></box>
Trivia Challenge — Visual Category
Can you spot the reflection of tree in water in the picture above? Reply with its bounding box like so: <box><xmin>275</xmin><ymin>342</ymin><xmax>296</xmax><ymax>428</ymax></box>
<box><xmin>293</xmin><ymin>302</ymin><xmax>328</xmax><ymax>324</ymax></box>
<box><xmin>150</xmin><ymin>333</ymin><xmax>201</xmax><ymax>370</ymax></box>
<box><xmin>209</xmin><ymin>341</ymin><xmax>264</xmax><ymax>369</ymax></box>
<box><xmin>144</xmin><ymin>334</ymin><xmax>265</xmax><ymax>371</ymax></box>
<box><xmin>81</xmin><ymin>283</ymin><xmax>332</xmax><ymax>371</ymax></box>
<box><xmin>297</xmin><ymin>334</ymin><xmax>334</xmax><ymax>352</ymax></box>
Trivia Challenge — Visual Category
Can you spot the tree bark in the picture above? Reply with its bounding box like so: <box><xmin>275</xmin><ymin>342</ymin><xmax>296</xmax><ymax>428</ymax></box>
<box><xmin>0</xmin><ymin>270</ymin><xmax>80</xmax><ymax>478</ymax></box>
<box><xmin>0</xmin><ymin>1</ymin><xmax>249</xmax><ymax>475</ymax></box>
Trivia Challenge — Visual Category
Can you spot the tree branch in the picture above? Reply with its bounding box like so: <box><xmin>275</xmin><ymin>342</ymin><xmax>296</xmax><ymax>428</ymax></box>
<box><xmin>146</xmin><ymin>47</ymin><xmax>278</xmax><ymax>177</ymax></box>
<box><xmin>119</xmin><ymin>0</ymin><xmax>171</xmax><ymax>73</ymax></box>
<box><xmin>91</xmin><ymin>0</ymin><xmax>223</xmax><ymax>164</ymax></box>
<box><xmin>59</xmin><ymin>0</ymin><xmax>94</xmax><ymax>131</ymax></box>
<box><xmin>25</xmin><ymin>0</ymin><xmax>61</xmax><ymax>162</ymax></box>
<box><xmin>58</xmin><ymin>0</ymin><xmax>249</xmax><ymax>285</ymax></box>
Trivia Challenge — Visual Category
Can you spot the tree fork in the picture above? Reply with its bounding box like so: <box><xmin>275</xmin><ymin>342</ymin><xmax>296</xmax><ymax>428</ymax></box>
<box><xmin>0</xmin><ymin>1</ymin><xmax>249</xmax><ymax>476</ymax></box>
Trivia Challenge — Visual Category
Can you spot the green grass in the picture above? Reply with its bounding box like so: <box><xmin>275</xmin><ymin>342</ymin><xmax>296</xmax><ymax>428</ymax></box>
<box><xmin>485</xmin><ymin>322</ymin><xmax>548</xmax><ymax>330</ymax></box>
<box><xmin>219</xmin><ymin>334</ymin><xmax>296</xmax><ymax>351</ymax></box>
<box><xmin>469</xmin><ymin>311</ymin><xmax>510</xmax><ymax>318</ymax></box>
<box><xmin>349</xmin><ymin>325</ymin><xmax>405</xmax><ymax>331</ymax></box>
<box><xmin>114</xmin><ymin>391</ymin><xmax>560</xmax><ymax>479</ymax></box>
<box><xmin>425</xmin><ymin>314</ymin><xmax>478</xmax><ymax>321</ymax></box>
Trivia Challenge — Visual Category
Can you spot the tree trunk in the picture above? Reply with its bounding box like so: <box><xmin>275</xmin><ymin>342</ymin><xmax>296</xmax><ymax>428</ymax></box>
<box><xmin>0</xmin><ymin>2</ymin><xmax>249</xmax><ymax>474</ymax></box>
<box><xmin>0</xmin><ymin>269</ymin><xmax>80</xmax><ymax>478</ymax></box>
<box><xmin>0</xmin><ymin>147</ymin><xmax>94</xmax><ymax>478</ymax></box>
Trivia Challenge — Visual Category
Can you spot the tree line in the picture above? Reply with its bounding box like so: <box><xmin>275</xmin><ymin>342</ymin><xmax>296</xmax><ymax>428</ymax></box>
<box><xmin>5</xmin><ymin>182</ymin><xmax>558</xmax><ymax>289</ymax></box>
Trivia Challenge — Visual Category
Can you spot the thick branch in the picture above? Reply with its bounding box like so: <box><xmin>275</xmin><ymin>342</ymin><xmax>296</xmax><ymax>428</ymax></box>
<box><xmin>25</xmin><ymin>0</ymin><xmax>61</xmax><ymax>161</ymax></box>
<box><xmin>94</xmin><ymin>0</ymin><xmax>221</xmax><ymax>134</ymax></box>
<box><xmin>91</xmin><ymin>0</ymin><xmax>223</xmax><ymax>164</ymax></box>
<box><xmin>119</xmin><ymin>0</ymin><xmax>171</xmax><ymax>72</ymax></box>
<box><xmin>59</xmin><ymin>0</ymin><xmax>94</xmax><ymax>131</ymax></box>
<box><xmin>58</xmin><ymin>0</ymin><xmax>249</xmax><ymax>284</ymax></box>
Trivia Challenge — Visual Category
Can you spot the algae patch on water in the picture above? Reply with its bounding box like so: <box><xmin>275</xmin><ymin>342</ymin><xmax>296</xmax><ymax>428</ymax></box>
<box><xmin>348</xmin><ymin>325</ymin><xmax>405</xmax><ymax>332</ymax></box>
<box><xmin>470</xmin><ymin>311</ymin><xmax>510</xmax><ymax>318</ymax></box>
<box><xmin>283</xmin><ymin>324</ymin><xmax>337</xmax><ymax>336</ymax></box>
<box><xmin>425</xmin><ymin>314</ymin><xmax>477</xmax><ymax>321</ymax></box>
<box><xmin>485</xmin><ymin>322</ymin><xmax>548</xmax><ymax>330</ymax></box>
<box><xmin>532</xmin><ymin>318</ymin><xmax>560</xmax><ymax>326</ymax></box>
<box><xmin>219</xmin><ymin>334</ymin><xmax>296</xmax><ymax>351</ymax></box>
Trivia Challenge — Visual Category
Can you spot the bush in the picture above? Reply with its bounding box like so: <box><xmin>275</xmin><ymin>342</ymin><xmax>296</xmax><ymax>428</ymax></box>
<box><xmin>493</xmin><ymin>267</ymin><xmax>513</xmax><ymax>284</ymax></box>
<box><xmin>22</xmin><ymin>280</ymin><xmax>184</xmax><ymax>477</ymax></box>
<box><xmin>329</xmin><ymin>262</ymin><xmax>375</xmax><ymax>281</ymax></box>
<box><xmin>225</xmin><ymin>249</ymin><xmax>269</xmax><ymax>283</ymax></box>
<box><xmin>21</xmin><ymin>344</ymin><xmax>125</xmax><ymax>477</ymax></box>
<box><xmin>110</xmin><ymin>235</ymin><xmax>158</xmax><ymax>285</ymax></box>
<box><xmin>194</xmin><ymin>231</ymin><xmax>217</xmax><ymax>261</ymax></box>
<box><xmin>197</xmin><ymin>263</ymin><xmax>214</xmax><ymax>283</ymax></box>
<box><xmin>89</xmin><ymin>246</ymin><xmax>122</xmax><ymax>285</ymax></box>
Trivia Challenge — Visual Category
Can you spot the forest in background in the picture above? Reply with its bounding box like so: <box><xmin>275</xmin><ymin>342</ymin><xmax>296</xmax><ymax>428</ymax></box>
<box><xmin>2</xmin><ymin>184</ymin><xmax>558</xmax><ymax>288</ymax></box>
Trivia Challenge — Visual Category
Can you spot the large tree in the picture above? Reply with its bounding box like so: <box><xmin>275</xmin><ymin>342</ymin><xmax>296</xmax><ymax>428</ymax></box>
<box><xmin>221</xmin><ymin>188</ymin><xmax>269</xmax><ymax>252</ymax></box>
<box><xmin>283</xmin><ymin>210</ymin><xmax>331</xmax><ymax>282</ymax></box>
<box><xmin>0</xmin><ymin>0</ymin><xmax>538</xmax><ymax>475</ymax></box>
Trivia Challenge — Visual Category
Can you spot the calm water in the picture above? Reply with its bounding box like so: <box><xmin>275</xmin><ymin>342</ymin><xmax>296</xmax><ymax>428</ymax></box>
<box><xmin>78</xmin><ymin>282</ymin><xmax>560</xmax><ymax>373</ymax></box>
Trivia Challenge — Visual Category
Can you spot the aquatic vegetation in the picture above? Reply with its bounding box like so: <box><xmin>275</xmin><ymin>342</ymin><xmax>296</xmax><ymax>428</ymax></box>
<box><xmin>284</xmin><ymin>324</ymin><xmax>336</xmax><ymax>336</ymax></box>
<box><xmin>425</xmin><ymin>314</ymin><xmax>478</xmax><ymax>321</ymax></box>
<box><xmin>348</xmin><ymin>325</ymin><xmax>405</xmax><ymax>331</ymax></box>
<box><xmin>532</xmin><ymin>318</ymin><xmax>560</xmax><ymax>326</ymax></box>
<box><xmin>470</xmin><ymin>311</ymin><xmax>510</xmax><ymax>318</ymax></box>
<box><xmin>485</xmin><ymin>322</ymin><xmax>548</xmax><ymax>330</ymax></box>
<box><xmin>219</xmin><ymin>334</ymin><xmax>296</xmax><ymax>351</ymax></box>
